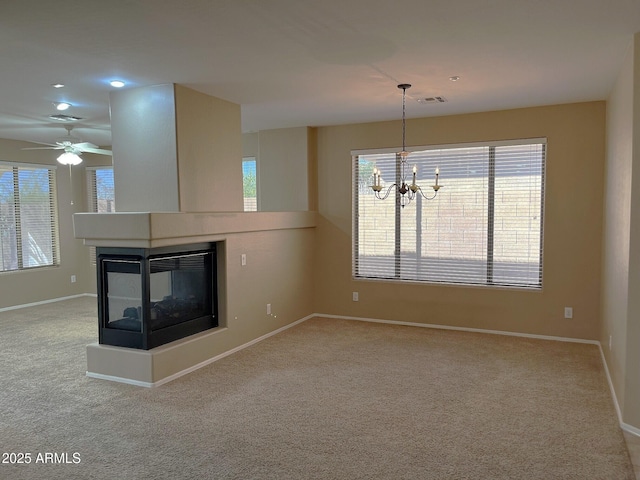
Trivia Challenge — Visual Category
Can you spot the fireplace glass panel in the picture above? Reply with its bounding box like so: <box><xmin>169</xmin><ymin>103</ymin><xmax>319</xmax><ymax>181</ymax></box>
<box><xmin>148</xmin><ymin>253</ymin><xmax>210</xmax><ymax>331</ymax></box>
<box><xmin>104</xmin><ymin>260</ymin><xmax>143</xmax><ymax>332</ymax></box>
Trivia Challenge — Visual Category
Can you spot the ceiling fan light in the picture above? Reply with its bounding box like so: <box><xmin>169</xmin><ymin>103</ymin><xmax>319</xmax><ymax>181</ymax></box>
<box><xmin>57</xmin><ymin>151</ymin><xmax>82</xmax><ymax>165</ymax></box>
<box><xmin>48</xmin><ymin>114</ymin><xmax>82</xmax><ymax>122</ymax></box>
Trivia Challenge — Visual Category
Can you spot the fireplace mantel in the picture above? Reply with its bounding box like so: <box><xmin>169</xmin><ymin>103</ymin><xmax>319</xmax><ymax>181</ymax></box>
<box><xmin>74</xmin><ymin>211</ymin><xmax>316</xmax><ymax>248</ymax></box>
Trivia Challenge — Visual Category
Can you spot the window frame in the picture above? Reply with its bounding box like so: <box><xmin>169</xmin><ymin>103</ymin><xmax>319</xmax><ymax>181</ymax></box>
<box><xmin>352</xmin><ymin>138</ymin><xmax>546</xmax><ymax>290</ymax></box>
<box><xmin>0</xmin><ymin>161</ymin><xmax>59</xmax><ymax>273</ymax></box>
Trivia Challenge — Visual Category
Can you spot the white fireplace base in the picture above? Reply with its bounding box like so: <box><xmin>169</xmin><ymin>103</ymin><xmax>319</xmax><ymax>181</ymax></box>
<box><xmin>85</xmin><ymin>325</ymin><xmax>229</xmax><ymax>387</ymax></box>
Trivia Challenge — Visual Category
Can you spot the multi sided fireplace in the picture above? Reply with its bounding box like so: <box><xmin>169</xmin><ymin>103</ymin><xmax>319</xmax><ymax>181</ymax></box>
<box><xmin>96</xmin><ymin>242</ymin><xmax>218</xmax><ymax>350</ymax></box>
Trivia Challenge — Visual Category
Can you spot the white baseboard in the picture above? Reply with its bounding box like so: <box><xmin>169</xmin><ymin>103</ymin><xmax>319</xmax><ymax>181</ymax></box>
<box><xmin>315</xmin><ymin>313</ymin><xmax>599</xmax><ymax>345</ymax></box>
<box><xmin>622</xmin><ymin>422</ymin><xmax>640</xmax><ymax>437</ymax></box>
<box><xmin>0</xmin><ymin>293</ymin><xmax>96</xmax><ymax>313</ymax></box>
<box><xmin>597</xmin><ymin>343</ymin><xmax>623</xmax><ymax>424</ymax></box>
<box><xmin>596</xmin><ymin>343</ymin><xmax>640</xmax><ymax>438</ymax></box>
<box><xmin>86</xmin><ymin>371</ymin><xmax>153</xmax><ymax>388</ymax></box>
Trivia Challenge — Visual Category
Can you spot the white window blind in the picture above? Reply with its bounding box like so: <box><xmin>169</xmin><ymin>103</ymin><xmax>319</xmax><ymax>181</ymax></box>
<box><xmin>87</xmin><ymin>167</ymin><xmax>115</xmax><ymax>265</ymax></box>
<box><xmin>0</xmin><ymin>163</ymin><xmax>59</xmax><ymax>272</ymax></box>
<box><xmin>353</xmin><ymin>139</ymin><xmax>545</xmax><ymax>289</ymax></box>
<box><xmin>87</xmin><ymin>167</ymin><xmax>115</xmax><ymax>213</ymax></box>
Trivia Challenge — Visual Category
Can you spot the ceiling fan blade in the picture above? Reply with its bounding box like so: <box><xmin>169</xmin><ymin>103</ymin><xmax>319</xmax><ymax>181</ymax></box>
<box><xmin>25</xmin><ymin>141</ymin><xmax>60</xmax><ymax>147</ymax></box>
<box><xmin>22</xmin><ymin>145</ymin><xmax>64</xmax><ymax>150</ymax></box>
<box><xmin>71</xmin><ymin>142</ymin><xmax>97</xmax><ymax>150</ymax></box>
<box><xmin>73</xmin><ymin>142</ymin><xmax>112</xmax><ymax>155</ymax></box>
<box><xmin>79</xmin><ymin>146</ymin><xmax>112</xmax><ymax>156</ymax></box>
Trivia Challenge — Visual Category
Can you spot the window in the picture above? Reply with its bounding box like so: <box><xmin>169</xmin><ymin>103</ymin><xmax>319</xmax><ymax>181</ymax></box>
<box><xmin>87</xmin><ymin>167</ymin><xmax>115</xmax><ymax>213</ymax></box>
<box><xmin>87</xmin><ymin>167</ymin><xmax>115</xmax><ymax>265</ymax></box>
<box><xmin>353</xmin><ymin>139</ymin><xmax>545</xmax><ymax>289</ymax></box>
<box><xmin>0</xmin><ymin>163</ymin><xmax>59</xmax><ymax>272</ymax></box>
<box><xmin>242</xmin><ymin>157</ymin><xmax>258</xmax><ymax>212</ymax></box>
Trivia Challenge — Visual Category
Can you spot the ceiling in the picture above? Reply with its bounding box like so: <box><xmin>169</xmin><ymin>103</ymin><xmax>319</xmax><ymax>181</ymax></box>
<box><xmin>1</xmin><ymin>0</ymin><xmax>640</xmax><ymax>148</ymax></box>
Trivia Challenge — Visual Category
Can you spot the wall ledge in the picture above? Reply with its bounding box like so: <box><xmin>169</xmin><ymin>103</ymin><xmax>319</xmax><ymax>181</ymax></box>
<box><xmin>74</xmin><ymin>211</ymin><xmax>317</xmax><ymax>248</ymax></box>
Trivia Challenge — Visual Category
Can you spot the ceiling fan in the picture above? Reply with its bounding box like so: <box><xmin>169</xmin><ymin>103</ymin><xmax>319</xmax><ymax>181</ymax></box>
<box><xmin>23</xmin><ymin>125</ymin><xmax>112</xmax><ymax>165</ymax></box>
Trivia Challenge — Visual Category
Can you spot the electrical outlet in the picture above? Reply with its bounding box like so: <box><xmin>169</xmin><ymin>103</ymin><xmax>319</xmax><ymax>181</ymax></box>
<box><xmin>564</xmin><ymin>307</ymin><xmax>573</xmax><ymax>319</ymax></box>
<box><xmin>267</xmin><ymin>303</ymin><xmax>271</xmax><ymax>315</ymax></box>
<box><xmin>71</xmin><ymin>275</ymin><xmax>76</xmax><ymax>283</ymax></box>
<box><xmin>352</xmin><ymin>292</ymin><xmax>359</xmax><ymax>302</ymax></box>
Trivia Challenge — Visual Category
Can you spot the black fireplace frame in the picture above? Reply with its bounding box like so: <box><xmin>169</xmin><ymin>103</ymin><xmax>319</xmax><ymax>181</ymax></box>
<box><xmin>96</xmin><ymin>242</ymin><xmax>218</xmax><ymax>350</ymax></box>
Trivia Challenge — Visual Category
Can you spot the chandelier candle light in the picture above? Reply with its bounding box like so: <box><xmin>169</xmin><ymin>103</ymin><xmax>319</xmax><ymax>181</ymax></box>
<box><xmin>371</xmin><ymin>83</ymin><xmax>441</xmax><ymax>207</ymax></box>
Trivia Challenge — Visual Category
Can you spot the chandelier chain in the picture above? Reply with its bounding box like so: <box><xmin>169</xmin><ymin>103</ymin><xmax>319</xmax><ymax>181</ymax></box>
<box><xmin>402</xmin><ymin>85</ymin><xmax>406</xmax><ymax>153</ymax></box>
<box><xmin>369</xmin><ymin>83</ymin><xmax>442</xmax><ymax>207</ymax></box>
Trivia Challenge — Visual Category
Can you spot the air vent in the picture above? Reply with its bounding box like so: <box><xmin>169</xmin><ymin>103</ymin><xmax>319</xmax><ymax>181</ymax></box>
<box><xmin>48</xmin><ymin>114</ymin><xmax>83</xmax><ymax>122</ymax></box>
<box><xmin>416</xmin><ymin>96</ymin><xmax>447</xmax><ymax>104</ymax></box>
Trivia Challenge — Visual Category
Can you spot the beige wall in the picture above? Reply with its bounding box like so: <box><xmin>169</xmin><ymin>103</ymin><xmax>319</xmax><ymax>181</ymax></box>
<box><xmin>601</xmin><ymin>32</ymin><xmax>640</xmax><ymax>432</ymax></box>
<box><xmin>0</xmin><ymin>139</ymin><xmax>103</xmax><ymax>308</ymax></box>
<box><xmin>611</xmin><ymin>32</ymin><xmax>640</xmax><ymax>430</ymax></box>
<box><xmin>315</xmin><ymin>102</ymin><xmax>606</xmax><ymax>340</ymax></box>
<box><xmin>626</xmin><ymin>33</ymin><xmax>640</xmax><ymax>429</ymax></box>
<box><xmin>110</xmin><ymin>84</ymin><xmax>181</xmax><ymax>212</ymax></box>
<box><xmin>601</xmin><ymin>37</ymin><xmax>634</xmax><ymax>418</ymax></box>
<box><xmin>242</xmin><ymin>127</ymin><xmax>315</xmax><ymax>211</ymax></box>
<box><xmin>110</xmin><ymin>84</ymin><xmax>243</xmax><ymax>213</ymax></box>
<box><xmin>0</xmin><ymin>103</ymin><xmax>610</xmax><ymax>341</ymax></box>
<box><xmin>175</xmin><ymin>85</ymin><xmax>243</xmax><ymax>212</ymax></box>
<box><xmin>152</xmin><ymin>225</ymin><xmax>315</xmax><ymax>381</ymax></box>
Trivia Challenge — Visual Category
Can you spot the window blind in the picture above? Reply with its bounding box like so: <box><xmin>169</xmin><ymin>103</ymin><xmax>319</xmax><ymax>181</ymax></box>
<box><xmin>0</xmin><ymin>163</ymin><xmax>58</xmax><ymax>272</ymax></box>
<box><xmin>87</xmin><ymin>167</ymin><xmax>115</xmax><ymax>265</ymax></box>
<box><xmin>353</xmin><ymin>139</ymin><xmax>545</xmax><ymax>289</ymax></box>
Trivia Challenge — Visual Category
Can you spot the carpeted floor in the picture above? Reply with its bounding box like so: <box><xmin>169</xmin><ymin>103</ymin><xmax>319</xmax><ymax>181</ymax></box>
<box><xmin>0</xmin><ymin>297</ymin><xmax>634</xmax><ymax>479</ymax></box>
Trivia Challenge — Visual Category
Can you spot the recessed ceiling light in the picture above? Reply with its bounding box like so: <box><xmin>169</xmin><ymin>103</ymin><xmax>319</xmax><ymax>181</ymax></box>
<box><xmin>51</xmin><ymin>83</ymin><xmax>65</xmax><ymax>89</ymax></box>
<box><xmin>110</xmin><ymin>80</ymin><xmax>125</xmax><ymax>88</ymax></box>
<box><xmin>449</xmin><ymin>76</ymin><xmax>461</xmax><ymax>82</ymax></box>
<box><xmin>54</xmin><ymin>102</ymin><xmax>72</xmax><ymax>111</ymax></box>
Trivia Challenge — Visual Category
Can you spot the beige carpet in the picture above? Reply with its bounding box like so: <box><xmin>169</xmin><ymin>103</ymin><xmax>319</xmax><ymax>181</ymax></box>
<box><xmin>0</xmin><ymin>297</ymin><xmax>634</xmax><ymax>479</ymax></box>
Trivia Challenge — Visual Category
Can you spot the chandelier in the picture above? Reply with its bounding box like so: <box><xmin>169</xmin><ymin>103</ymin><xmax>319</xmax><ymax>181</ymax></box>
<box><xmin>371</xmin><ymin>83</ymin><xmax>441</xmax><ymax>207</ymax></box>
